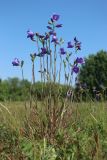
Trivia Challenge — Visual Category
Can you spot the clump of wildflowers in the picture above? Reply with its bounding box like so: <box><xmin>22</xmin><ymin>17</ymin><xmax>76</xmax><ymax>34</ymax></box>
<box><xmin>13</xmin><ymin>13</ymin><xmax>84</xmax><ymax>86</ymax></box>
<box><xmin>11</xmin><ymin>13</ymin><xmax>85</xmax><ymax>146</ymax></box>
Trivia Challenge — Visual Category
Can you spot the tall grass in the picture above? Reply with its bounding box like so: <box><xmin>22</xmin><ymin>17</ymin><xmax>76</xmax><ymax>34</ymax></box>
<box><xmin>0</xmin><ymin>101</ymin><xmax>107</xmax><ymax>159</ymax></box>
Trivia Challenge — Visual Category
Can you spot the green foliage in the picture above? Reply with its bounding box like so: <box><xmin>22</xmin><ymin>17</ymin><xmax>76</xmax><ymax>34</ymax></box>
<box><xmin>78</xmin><ymin>50</ymin><xmax>107</xmax><ymax>91</ymax></box>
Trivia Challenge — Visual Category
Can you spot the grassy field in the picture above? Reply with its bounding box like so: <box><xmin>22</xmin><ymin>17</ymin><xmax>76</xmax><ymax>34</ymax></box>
<box><xmin>0</xmin><ymin>101</ymin><xmax>107</xmax><ymax>159</ymax></box>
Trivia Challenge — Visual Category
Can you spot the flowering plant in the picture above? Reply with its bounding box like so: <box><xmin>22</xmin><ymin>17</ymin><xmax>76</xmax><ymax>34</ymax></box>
<box><xmin>12</xmin><ymin>14</ymin><xmax>84</xmax><ymax>142</ymax></box>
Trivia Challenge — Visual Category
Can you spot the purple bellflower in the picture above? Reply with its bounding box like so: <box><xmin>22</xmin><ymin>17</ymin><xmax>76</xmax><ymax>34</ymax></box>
<box><xmin>12</xmin><ymin>58</ymin><xmax>20</xmax><ymax>66</ymax></box>
<box><xmin>27</xmin><ymin>30</ymin><xmax>35</xmax><ymax>41</ymax></box>
<box><xmin>67</xmin><ymin>41</ymin><xmax>74</xmax><ymax>48</ymax></box>
<box><xmin>41</xmin><ymin>47</ymin><xmax>47</xmax><ymax>55</ymax></box>
<box><xmin>72</xmin><ymin>65</ymin><xmax>79</xmax><ymax>74</ymax></box>
<box><xmin>76</xmin><ymin>57</ymin><xmax>84</xmax><ymax>64</ymax></box>
<box><xmin>51</xmin><ymin>35</ymin><xmax>58</xmax><ymax>44</ymax></box>
<box><xmin>37</xmin><ymin>48</ymin><xmax>47</xmax><ymax>57</ymax></box>
<box><xmin>51</xmin><ymin>14</ymin><xmax>60</xmax><ymax>21</ymax></box>
<box><xmin>60</xmin><ymin>48</ymin><xmax>66</xmax><ymax>55</ymax></box>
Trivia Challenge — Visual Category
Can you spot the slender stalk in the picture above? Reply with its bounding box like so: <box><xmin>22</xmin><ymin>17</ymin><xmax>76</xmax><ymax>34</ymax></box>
<box><xmin>46</xmin><ymin>41</ymin><xmax>49</xmax><ymax>82</ymax></box>
<box><xmin>68</xmin><ymin>63</ymin><xmax>71</xmax><ymax>87</ymax></box>
<box><xmin>53</xmin><ymin>43</ymin><xmax>57</xmax><ymax>83</ymax></box>
<box><xmin>36</xmin><ymin>37</ymin><xmax>43</xmax><ymax>99</ymax></box>
<box><xmin>43</xmin><ymin>56</ymin><xmax>45</xmax><ymax>83</ymax></box>
<box><xmin>63</xmin><ymin>61</ymin><xmax>67</xmax><ymax>85</ymax></box>
<box><xmin>58</xmin><ymin>54</ymin><xmax>62</xmax><ymax>83</ymax></box>
<box><xmin>36</xmin><ymin>37</ymin><xmax>43</xmax><ymax>82</ymax></box>
<box><xmin>32</xmin><ymin>61</ymin><xmax>35</xmax><ymax>84</ymax></box>
<box><xmin>29</xmin><ymin>60</ymin><xmax>35</xmax><ymax>108</ymax></box>
<box><xmin>21</xmin><ymin>66</ymin><xmax>27</xmax><ymax>109</ymax></box>
<box><xmin>48</xmin><ymin>37</ymin><xmax>52</xmax><ymax>81</ymax></box>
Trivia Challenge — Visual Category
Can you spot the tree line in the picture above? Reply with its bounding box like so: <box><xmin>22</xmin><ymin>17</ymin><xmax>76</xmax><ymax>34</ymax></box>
<box><xmin>0</xmin><ymin>78</ymin><xmax>69</xmax><ymax>101</ymax></box>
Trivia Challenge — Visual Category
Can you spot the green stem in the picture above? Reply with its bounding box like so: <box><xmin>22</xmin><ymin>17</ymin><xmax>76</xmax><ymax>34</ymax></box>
<box><xmin>46</xmin><ymin>41</ymin><xmax>49</xmax><ymax>82</ymax></box>
<box><xmin>58</xmin><ymin>54</ymin><xmax>62</xmax><ymax>84</ymax></box>
<box><xmin>32</xmin><ymin>61</ymin><xmax>35</xmax><ymax>84</ymax></box>
<box><xmin>54</xmin><ymin>43</ymin><xmax>57</xmax><ymax>83</ymax></box>
<box><xmin>36</xmin><ymin>37</ymin><xmax>43</xmax><ymax>82</ymax></box>
<box><xmin>48</xmin><ymin>37</ymin><xmax>52</xmax><ymax>81</ymax></box>
<box><xmin>43</xmin><ymin>56</ymin><xmax>45</xmax><ymax>83</ymax></box>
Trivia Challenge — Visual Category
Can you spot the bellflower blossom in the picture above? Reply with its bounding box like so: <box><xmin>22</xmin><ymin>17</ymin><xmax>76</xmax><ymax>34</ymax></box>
<box><xmin>60</xmin><ymin>48</ymin><xmax>66</xmax><ymax>55</ymax></box>
<box><xmin>27</xmin><ymin>30</ymin><xmax>35</xmax><ymax>41</ymax></box>
<box><xmin>12</xmin><ymin>58</ymin><xmax>20</xmax><ymax>66</ymax></box>
<box><xmin>41</xmin><ymin>47</ymin><xmax>47</xmax><ymax>55</ymax></box>
<box><xmin>51</xmin><ymin>14</ymin><xmax>60</xmax><ymax>21</ymax></box>
<box><xmin>67</xmin><ymin>41</ymin><xmax>74</xmax><ymax>48</ymax></box>
<box><xmin>51</xmin><ymin>35</ymin><xmax>58</xmax><ymax>44</ymax></box>
<box><xmin>76</xmin><ymin>57</ymin><xmax>84</xmax><ymax>64</ymax></box>
<box><xmin>72</xmin><ymin>65</ymin><xmax>79</xmax><ymax>74</ymax></box>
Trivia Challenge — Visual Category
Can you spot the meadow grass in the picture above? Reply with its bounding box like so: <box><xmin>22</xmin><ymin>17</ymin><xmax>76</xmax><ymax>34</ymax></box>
<box><xmin>0</xmin><ymin>101</ymin><xmax>107</xmax><ymax>159</ymax></box>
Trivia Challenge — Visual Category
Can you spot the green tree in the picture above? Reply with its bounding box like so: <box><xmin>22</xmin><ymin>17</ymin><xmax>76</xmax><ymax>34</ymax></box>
<box><xmin>78</xmin><ymin>50</ymin><xmax>107</xmax><ymax>91</ymax></box>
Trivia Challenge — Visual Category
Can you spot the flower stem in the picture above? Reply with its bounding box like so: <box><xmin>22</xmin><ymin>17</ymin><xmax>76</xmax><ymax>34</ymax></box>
<box><xmin>32</xmin><ymin>61</ymin><xmax>35</xmax><ymax>84</ymax></box>
<box><xmin>54</xmin><ymin>44</ymin><xmax>57</xmax><ymax>83</ymax></box>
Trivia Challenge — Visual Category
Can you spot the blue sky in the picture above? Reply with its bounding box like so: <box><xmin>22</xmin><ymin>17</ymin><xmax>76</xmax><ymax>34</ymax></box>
<box><xmin>0</xmin><ymin>0</ymin><xmax>107</xmax><ymax>82</ymax></box>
